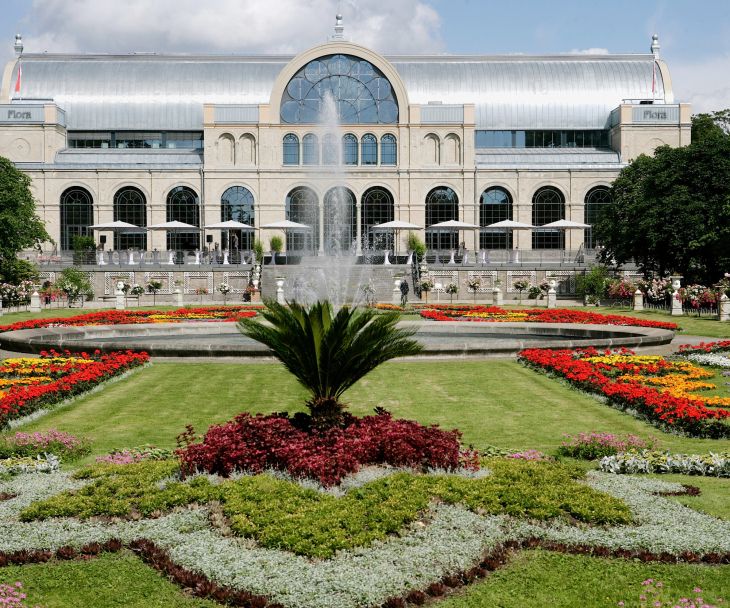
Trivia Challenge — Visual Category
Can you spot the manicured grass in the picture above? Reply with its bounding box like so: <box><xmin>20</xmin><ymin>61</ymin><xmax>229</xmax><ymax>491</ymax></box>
<box><xmin>439</xmin><ymin>550</ymin><xmax>730</xmax><ymax>608</ymax></box>
<box><xmin>14</xmin><ymin>360</ymin><xmax>730</xmax><ymax>461</ymax></box>
<box><xmin>0</xmin><ymin>551</ymin><xmax>218</xmax><ymax>607</ymax></box>
<box><xmin>651</xmin><ymin>474</ymin><xmax>730</xmax><ymax>520</ymax></box>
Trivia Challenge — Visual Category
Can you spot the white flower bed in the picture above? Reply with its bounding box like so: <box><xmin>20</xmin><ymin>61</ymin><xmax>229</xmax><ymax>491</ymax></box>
<box><xmin>1</xmin><ymin>469</ymin><xmax>729</xmax><ymax>608</ymax></box>
<box><xmin>600</xmin><ymin>451</ymin><xmax>730</xmax><ymax>477</ymax></box>
<box><xmin>0</xmin><ymin>453</ymin><xmax>59</xmax><ymax>476</ymax></box>
<box><xmin>685</xmin><ymin>352</ymin><xmax>730</xmax><ymax>368</ymax></box>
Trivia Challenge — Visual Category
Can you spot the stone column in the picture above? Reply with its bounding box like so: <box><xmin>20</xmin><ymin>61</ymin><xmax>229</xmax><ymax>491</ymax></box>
<box><xmin>276</xmin><ymin>278</ymin><xmax>285</xmax><ymax>304</ymax></box>
<box><xmin>174</xmin><ymin>288</ymin><xmax>183</xmax><ymax>307</ymax></box>
<box><xmin>719</xmin><ymin>294</ymin><xmax>730</xmax><ymax>322</ymax></box>
<box><xmin>30</xmin><ymin>291</ymin><xmax>42</xmax><ymax>313</ymax></box>
<box><xmin>492</xmin><ymin>285</ymin><xmax>503</xmax><ymax>306</ymax></box>
<box><xmin>633</xmin><ymin>289</ymin><xmax>644</xmax><ymax>312</ymax></box>
<box><xmin>393</xmin><ymin>279</ymin><xmax>402</xmax><ymax>305</ymax></box>
<box><xmin>115</xmin><ymin>281</ymin><xmax>126</xmax><ymax>310</ymax></box>
<box><xmin>547</xmin><ymin>279</ymin><xmax>557</xmax><ymax>309</ymax></box>
<box><xmin>670</xmin><ymin>276</ymin><xmax>683</xmax><ymax>316</ymax></box>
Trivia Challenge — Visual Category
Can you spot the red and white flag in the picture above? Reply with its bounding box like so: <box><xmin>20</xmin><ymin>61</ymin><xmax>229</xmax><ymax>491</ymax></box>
<box><xmin>14</xmin><ymin>61</ymin><xmax>21</xmax><ymax>95</ymax></box>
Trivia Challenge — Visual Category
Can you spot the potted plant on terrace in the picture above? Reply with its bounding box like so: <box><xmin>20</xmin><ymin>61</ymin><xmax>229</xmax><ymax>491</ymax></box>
<box><xmin>467</xmin><ymin>277</ymin><xmax>481</xmax><ymax>303</ymax></box>
<box><xmin>218</xmin><ymin>282</ymin><xmax>231</xmax><ymax>305</ymax></box>
<box><xmin>445</xmin><ymin>282</ymin><xmax>458</xmax><ymax>303</ymax></box>
<box><xmin>269</xmin><ymin>235</ymin><xmax>283</xmax><ymax>265</ymax></box>
<box><xmin>146</xmin><ymin>279</ymin><xmax>163</xmax><ymax>306</ymax></box>
<box><xmin>420</xmin><ymin>277</ymin><xmax>434</xmax><ymax>302</ymax></box>
<box><xmin>513</xmin><ymin>279</ymin><xmax>529</xmax><ymax>304</ymax></box>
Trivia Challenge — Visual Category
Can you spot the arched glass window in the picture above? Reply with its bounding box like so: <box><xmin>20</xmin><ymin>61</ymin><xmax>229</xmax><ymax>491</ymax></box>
<box><xmin>60</xmin><ymin>187</ymin><xmax>93</xmax><ymax>251</ymax></box>
<box><xmin>323</xmin><ymin>187</ymin><xmax>356</xmax><ymax>252</ymax></box>
<box><xmin>302</xmin><ymin>133</ymin><xmax>319</xmax><ymax>165</ymax></box>
<box><xmin>381</xmin><ymin>134</ymin><xmax>397</xmax><ymax>165</ymax></box>
<box><xmin>285</xmin><ymin>187</ymin><xmax>319</xmax><ymax>252</ymax></box>
<box><xmin>361</xmin><ymin>134</ymin><xmax>377</xmax><ymax>165</ymax></box>
<box><xmin>532</xmin><ymin>186</ymin><xmax>565</xmax><ymax>249</ymax></box>
<box><xmin>425</xmin><ymin>187</ymin><xmax>459</xmax><ymax>250</ymax></box>
<box><xmin>166</xmin><ymin>186</ymin><xmax>200</xmax><ymax>250</ymax></box>
<box><xmin>283</xmin><ymin>133</ymin><xmax>300</xmax><ymax>165</ymax></box>
<box><xmin>322</xmin><ymin>134</ymin><xmax>338</xmax><ymax>165</ymax></box>
<box><xmin>342</xmin><ymin>134</ymin><xmax>358</xmax><ymax>165</ymax></box>
<box><xmin>280</xmin><ymin>54</ymin><xmax>398</xmax><ymax>124</ymax></box>
<box><xmin>584</xmin><ymin>186</ymin><xmax>611</xmax><ymax>249</ymax></box>
<box><xmin>113</xmin><ymin>187</ymin><xmax>147</xmax><ymax>250</ymax></box>
<box><xmin>479</xmin><ymin>187</ymin><xmax>513</xmax><ymax>250</ymax></box>
<box><xmin>221</xmin><ymin>186</ymin><xmax>255</xmax><ymax>250</ymax></box>
<box><xmin>361</xmin><ymin>187</ymin><xmax>395</xmax><ymax>250</ymax></box>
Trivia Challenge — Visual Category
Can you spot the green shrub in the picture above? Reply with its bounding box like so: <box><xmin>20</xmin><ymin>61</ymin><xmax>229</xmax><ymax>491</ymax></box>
<box><xmin>269</xmin><ymin>235</ymin><xmax>283</xmax><ymax>253</ymax></box>
<box><xmin>406</xmin><ymin>232</ymin><xmax>426</xmax><ymax>258</ymax></box>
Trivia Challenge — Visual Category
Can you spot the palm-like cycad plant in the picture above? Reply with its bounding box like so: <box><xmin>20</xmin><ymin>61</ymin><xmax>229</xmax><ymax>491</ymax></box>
<box><xmin>238</xmin><ymin>300</ymin><xmax>423</xmax><ymax>427</ymax></box>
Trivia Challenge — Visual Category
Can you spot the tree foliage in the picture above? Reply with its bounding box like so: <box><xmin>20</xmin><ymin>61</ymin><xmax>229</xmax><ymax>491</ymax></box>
<box><xmin>238</xmin><ymin>300</ymin><xmax>423</xmax><ymax>426</ymax></box>
<box><xmin>595</xmin><ymin>114</ymin><xmax>730</xmax><ymax>284</ymax></box>
<box><xmin>0</xmin><ymin>156</ymin><xmax>50</xmax><ymax>269</ymax></box>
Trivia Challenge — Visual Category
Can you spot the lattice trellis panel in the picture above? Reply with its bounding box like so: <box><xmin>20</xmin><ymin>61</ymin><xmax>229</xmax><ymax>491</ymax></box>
<box><xmin>549</xmin><ymin>271</ymin><xmax>577</xmax><ymax>295</ymax></box>
<box><xmin>622</xmin><ymin>271</ymin><xmax>644</xmax><ymax>283</ymax></box>
<box><xmin>222</xmin><ymin>271</ymin><xmax>252</xmax><ymax>294</ymax></box>
<box><xmin>467</xmin><ymin>271</ymin><xmax>498</xmax><ymax>293</ymax></box>
<box><xmin>143</xmin><ymin>272</ymin><xmax>175</xmax><ymax>295</ymax></box>
<box><xmin>38</xmin><ymin>271</ymin><xmax>56</xmax><ymax>285</ymax></box>
<box><xmin>184</xmin><ymin>272</ymin><xmax>215</xmax><ymax>295</ymax></box>
<box><xmin>427</xmin><ymin>270</ymin><xmax>458</xmax><ymax>293</ymax></box>
<box><xmin>104</xmin><ymin>272</ymin><xmax>135</xmax><ymax>295</ymax></box>
<box><xmin>506</xmin><ymin>271</ymin><xmax>538</xmax><ymax>293</ymax></box>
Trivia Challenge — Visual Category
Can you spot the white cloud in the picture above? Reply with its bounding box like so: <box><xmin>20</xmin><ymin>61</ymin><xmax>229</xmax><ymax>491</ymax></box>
<box><xmin>568</xmin><ymin>48</ymin><xmax>610</xmax><ymax>55</ymax></box>
<box><xmin>670</xmin><ymin>54</ymin><xmax>730</xmax><ymax>113</ymax></box>
<box><xmin>20</xmin><ymin>0</ymin><xmax>444</xmax><ymax>55</ymax></box>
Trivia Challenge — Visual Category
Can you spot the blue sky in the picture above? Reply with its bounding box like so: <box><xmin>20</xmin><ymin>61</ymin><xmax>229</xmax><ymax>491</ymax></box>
<box><xmin>1</xmin><ymin>0</ymin><xmax>728</xmax><ymax>111</ymax></box>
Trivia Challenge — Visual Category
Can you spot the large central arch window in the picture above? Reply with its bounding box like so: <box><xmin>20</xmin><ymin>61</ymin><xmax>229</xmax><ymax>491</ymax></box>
<box><xmin>60</xmin><ymin>187</ymin><xmax>93</xmax><ymax>251</ymax></box>
<box><xmin>584</xmin><ymin>186</ymin><xmax>611</xmax><ymax>249</ymax></box>
<box><xmin>361</xmin><ymin>187</ymin><xmax>394</xmax><ymax>250</ymax></box>
<box><xmin>221</xmin><ymin>186</ymin><xmax>255</xmax><ymax>250</ymax></box>
<box><xmin>479</xmin><ymin>187</ymin><xmax>513</xmax><ymax>250</ymax></box>
<box><xmin>323</xmin><ymin>187</ymin><xmax>356</xmax><ymax>253</ymax></box>
<box><xmin>280</xmin><ymin>54</ymin><xmax>399</xmax><ymax>124</ymax></box>
<box><xmin>285</xmin><ymin>187</ymin><xmax>319</xmax><ymax>252</ymax></box>
<box><xmin>425</xmin><ymin>187</ymin><xmax>459</xmax><ymax>250</ymax></box>
<box><xmin>113</xmin><ymin>187</ymin><xmax>147</xmax><ymax>250</ymax></box>
<box><xmin>532</xmin><ymin>186</ymin><xmax>565</xmax><ymax>249</ymax></box>
<box><xmin>166</xmin><ymin>186</ymin><xmax>200</xmax><ymax>251</ymax></box>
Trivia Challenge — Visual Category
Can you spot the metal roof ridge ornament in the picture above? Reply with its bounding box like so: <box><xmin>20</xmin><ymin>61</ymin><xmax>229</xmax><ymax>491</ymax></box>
<box><xmin>650</xmin><ymin>34</ymin><xmax>660</xmax><ymax>58</ymax></box>
<box><xmin>331</xmin><ymin>13</ymin><xmax>345</xmax><ymax>41</ymax></box>
<box><xmin>14</xmin><ymin>33</ymin><xmax>23</xmax><ymax>56</ymax></box>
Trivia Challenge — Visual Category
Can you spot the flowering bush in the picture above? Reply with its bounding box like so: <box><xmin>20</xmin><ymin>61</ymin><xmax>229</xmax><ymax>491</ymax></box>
<box><xmin>618</xmin><ymin>579</ymin><xmax>723</xmax><ymax>608</ymax></box>
<box><xmin>506</xmin><ymin>449</ymin><xmax>551</xmax><ymax>461</ymax></box>
<box><xmin>420</xmin><ymin>305</ymin><xmax>678</xmax><ymax>330</ymax></box>
<box><xmin>420</xmin><ymin>278</ymin><xmax>434</xmax><ymax>292</ymax></box>
<box><xmin>637</xmin><ymin>277</ymin><xmax>672</xmax><ymax>304</ymax></box>
<box><xmin>600</xmin><ymin>450</ymin><xmax>730</xmax><ymax>477</ymax></box>
<box><xmin>177</xmin><ymin>410</ymin><xmax>477</xmax><ymax>486</ymax></box>
<box><xmin>0</xmin><ymin>582</ymin><xmax>44</xmax><ymax>608</ymax></box>
<box><xmin>0</xmin><ymin>430</ymin><xmax>90</xmax><ymax>461</ymax></box>
<box><xmin>558</xmin><ymin>432</ymin><xmax>657</xmax><ymax>460</ymax></box>
<box><xmin>677</xmin><ymin>284</ymin><xmax>719</xmax><ymax>309</ymax></box>
<box><xmin>0</xmin><ymin>350</ymin><xmax>149</xmax><ymax>427</ymax></box>
<box><xmin>0</xmin><ymin>281</ymin><xmax>34</xmax><ymax>307</ymax></box>
<box><xmin>129</xmin><ymin>284</ymin><xmax>144</xmax><ymax>297</ymax></box>
<box><xmin>0</xmin><ymin>454</ymin><xmax>59</xmax><ymax>476</ymax></box>
<box><xmin>0</xmin><ymin>306</ymin><xmax>260</xmax><ymax>334</ymax></box>
<box><xmin>519</xmin><ymin>348</ymin><xmax>730</xmax><ymax>437</ymax></box>
<box><xmin>96</xmin><ymin>445</ymin><xmax>173</xmax><ymax>464</ymax></box>
<box><xmin>467</xmin><ymin>277</ymin><xmax>482</xmax><ymax>293</ymax></box>
<box><xmin>607</xmin><ymin>278</ymin><xmax>637</xmax><ymax>300</ymax></box>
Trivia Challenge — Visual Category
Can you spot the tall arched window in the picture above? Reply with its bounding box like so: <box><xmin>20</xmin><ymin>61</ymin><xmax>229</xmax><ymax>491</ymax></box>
<box><xmin>361</xmin><ymin>187</ymin><xmax>395</xmax><ymax>249</ymax></box>
<box><xmin>584</xmin><ymin>186</ymin><xmax>611</xmax><ymax>249</ymax></box>
<box><xmin>425</xmin><ymin>187</ymin><xmax>459</xmax><ymax>250</ymax></box>
<box><xmin>113</xmin><ymin>187</ymin><xmax>147</xmax><ymax>250</ymax></box>
<box><xmin>361</xmin><ymin>134</ymin><xmax>377</xmax><ymax>165</ymax></box>
<box><xmin>60</xmin><ymin>187</ymin><xmax>93</xmax><ymax>251</ymax></box>
<box><xmin>322</xmin><ymin>134</ymin><xmax>338</xmax><ymax>165</ymax></box>
<box><xmin>342</xmin><ymin>134</ymin><xmax>358</xmax><ymax>165</ymax></box>
<box><xmin>283</xmin><ymin>133</ymin><xmax>300</xmax><ymax>165</ymax></box>
<box><xmin>479</xmin><ymin>187</ymin><xmax>513</xmax><ymax>250</ymax></box>
<box><xmin>532</xmin><ymin>186</ymin><xmax>565</xmax><ymax>249</ymax></box>
<box><xmin>303</xmin><ymin>133</ymin><xmax>319</xmax><ymax>165</ymax></box>
<box><xmin>285</xmin><ymin>187</ymin><xmax>319</xmax><ymax>252</ymax></box>
<box><xmin>381</xmin><ymin>134</ymin><xmax>397</xmax><ymax>165</ymax></box>
<box><xmin>280</xmin><ymin>54</ymin><xmax>398</xmax><ymax>124</ymax></box>
<box><xmin>323</xmin><ymin>187</ymin><xmax>356</xmax><ymax>252</ymax></box>
<box><xmin>221</xmin><ymin>186</ymin><xmax>255</xmax><ymax>250</ymax></box>
<box><xmin>166</xmin><ymin>186</ymin><xmax>200</xmax><ymax>250</ymax></box>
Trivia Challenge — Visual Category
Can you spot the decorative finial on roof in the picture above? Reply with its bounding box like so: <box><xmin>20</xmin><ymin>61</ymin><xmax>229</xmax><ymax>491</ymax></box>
<box><xmin>14</xmin><ymin>34</ymin><xmax>23</xmax><ymax>56</ymax></box>
<box><xmin>650</xmin><ymin>34</ymin><xmax>660</xmax><ymax>58</ymax></box>
<box><xmin>331</xmin><ymin>13</ymin><xmax>345</xmax><ymax>40</ymax></box>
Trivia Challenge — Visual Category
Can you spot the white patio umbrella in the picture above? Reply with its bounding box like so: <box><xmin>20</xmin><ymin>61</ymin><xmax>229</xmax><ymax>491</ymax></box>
<box><xmin>540</xmin><ymin>219</ymin><xmax>590</xmax><ymax>250</ymax></box>
<box><xmin>484</xmin><ymin>220</ymin><xmax>536</xmax><ymax>261</ymax></box>
<box><xmin>370</xmin><ymin>220</ymin><xmax>423</xmax><ymax>257</ymax></box>
<box><xmin>261</xmin><ymin>220</ymin><xmax>312</xmax><ymax>256</ymax></box>
<box><xmin>89</xmin><ymin>220</ymin><xmax>145</xmax><ymax>232</ymax></box>
<box><xmin>204</xmin><ymin>220</ymin><xmax>255</xmax><ymax>252</ymax></box>
<box><xmin>428</xmin><ymin>219</ymin><xmax>479</xmax><ymax>259</ymax></box>
<box><xmin>147</xmin><ymin>221</ymin><xmax>200</xmax><ymax>231</ymax></box>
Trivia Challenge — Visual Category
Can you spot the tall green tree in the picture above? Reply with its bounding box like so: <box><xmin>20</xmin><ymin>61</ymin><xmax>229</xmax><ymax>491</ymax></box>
<box><xmin>239</xmin><ymin>300</ymin><xmax>423</xmax><ymax>427</ymax></box>
<box><xmin>0</xmin><ymin>156</ymin><xmax>50</xmax><ymax>281</ymax></box>
<box><xmin>595</xmin><ymin>113</ymin><xmax>730</xmax><ymax>284</ymax></box>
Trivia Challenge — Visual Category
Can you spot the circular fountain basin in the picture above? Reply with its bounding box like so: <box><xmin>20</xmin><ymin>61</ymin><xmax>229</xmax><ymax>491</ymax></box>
<box><xmin>0</xmin><ymin>320</ymin><xmax>674</xmax><ymax>358</ymax></box>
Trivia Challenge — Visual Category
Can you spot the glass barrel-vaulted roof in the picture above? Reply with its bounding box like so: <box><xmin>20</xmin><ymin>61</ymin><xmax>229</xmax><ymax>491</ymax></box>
<box><xmin>280</xmin><ymin>54</ymin><xmax>398</xmax><ymax>124</ymax></box>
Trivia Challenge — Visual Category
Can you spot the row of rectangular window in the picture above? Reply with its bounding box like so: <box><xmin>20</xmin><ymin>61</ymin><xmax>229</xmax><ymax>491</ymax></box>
<box><xmin>475</xmin><ymin>130</ymin><xmax>610</xmax><ymax>149</ymax></box>
<box><xmin>68</xmin><ymin>131</ymin><xmax>204</xmax><ymax>150</ymax></box>
<box><xmin>284</xmin><ymin>134</ymin><xmax>397</xmax><ymax>166</ymax></box>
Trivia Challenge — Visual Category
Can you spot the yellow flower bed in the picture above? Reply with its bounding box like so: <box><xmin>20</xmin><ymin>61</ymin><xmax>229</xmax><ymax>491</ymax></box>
<box><xmin>585</xmin><ymin>355</ymin><xmax>664</xmax><ymax>365</ymax></box>
<box><xmin>463</xmin><ymin>311</ymin><xmax>528</xmax><ymax>321</ymax></box>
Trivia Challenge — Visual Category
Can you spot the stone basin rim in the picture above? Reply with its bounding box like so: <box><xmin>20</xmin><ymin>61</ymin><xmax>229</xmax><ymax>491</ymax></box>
<box><xmin>0</xmin><ymin>320</ymin><xmax>675</xmax><ymax>359</ymax></box>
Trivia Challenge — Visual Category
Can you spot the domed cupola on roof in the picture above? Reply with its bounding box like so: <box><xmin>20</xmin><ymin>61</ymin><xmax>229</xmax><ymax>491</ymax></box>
<box><xmin>280</xmin><ymin>54</ymin><xmax>399</xmax><ymax>124</ymax></box>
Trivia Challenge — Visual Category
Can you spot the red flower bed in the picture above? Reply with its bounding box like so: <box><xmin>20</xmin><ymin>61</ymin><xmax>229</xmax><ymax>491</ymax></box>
<box><xmin>678</xmin><ymin>340</ymin><xmax>730</xmax><ymax>355</ymax></box>
<box><xmin>420</xmin><ymin>305</ymin><xmax>678</xmax><ymax>330</ymax></box>
<box><xmin>0</xmin><ymin>306</ymin><xmax>260</xmax><ymax>334</ymax></box>
<box><xmin>0</xmin><ymin>350</ymin><xmax>149</xmax><ymax>427</ymax></box>
<box><xmin>177</xmin><ymin>411</ymin><xmax>477</xmax><ymax>486</ymax></box>
<box><xmin>518</xmin><ymin>347</ymin><xmax>730</xmax><ymax>438</ymax></box>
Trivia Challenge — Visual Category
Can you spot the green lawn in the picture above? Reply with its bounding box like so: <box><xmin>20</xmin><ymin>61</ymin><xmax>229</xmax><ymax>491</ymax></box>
<box><xmin>0</xmin><ymin>552</ymin><xmax>217</xmax><ymax>607</ymax></box>
<box><xmin>440</xmin><ymin>550</ymin><xmax>730</xmax><ymax>608</ymax></box>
